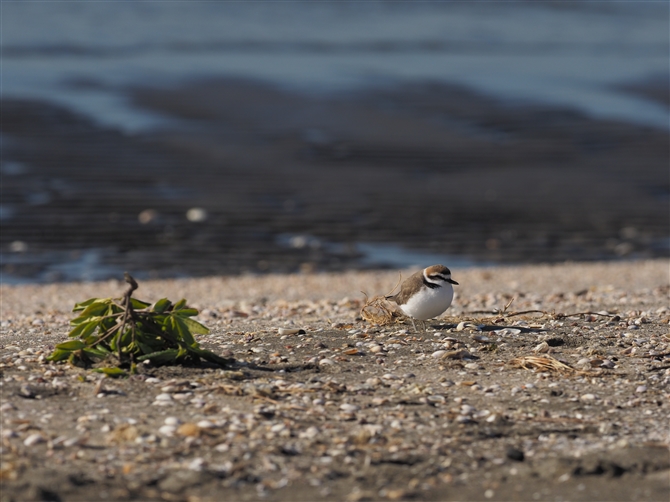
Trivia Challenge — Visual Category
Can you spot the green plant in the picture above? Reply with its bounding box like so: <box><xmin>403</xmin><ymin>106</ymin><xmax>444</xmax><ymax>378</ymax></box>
<box><xmin>47</xmin><ymin>273</ymin><xmax>231</xmax><ymax>370</ymax></box>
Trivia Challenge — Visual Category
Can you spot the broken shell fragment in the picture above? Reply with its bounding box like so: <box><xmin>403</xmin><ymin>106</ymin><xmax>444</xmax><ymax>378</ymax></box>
<box><xmin>278</xmin><ymin>328</ymin><xmax>306</xmax><ymax>336</ymax></box>
<box><xmin>472</xmin><ymin>334</ymin><xmax>491</xmax><ymax>343</ymax></box>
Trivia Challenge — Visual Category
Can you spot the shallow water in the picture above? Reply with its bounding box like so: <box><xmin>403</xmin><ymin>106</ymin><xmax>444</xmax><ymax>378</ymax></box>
<box><xmin>3</xmin><ymin>1</ymin><xmax>668</xmax><ymax>131</ymax></box>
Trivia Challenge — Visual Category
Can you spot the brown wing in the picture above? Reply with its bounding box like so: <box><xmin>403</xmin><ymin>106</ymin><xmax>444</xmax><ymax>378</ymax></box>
<box><xmin>386</xmin><ymin>270</ymin><xmax>424</xmax><ymax>305</ymax></box>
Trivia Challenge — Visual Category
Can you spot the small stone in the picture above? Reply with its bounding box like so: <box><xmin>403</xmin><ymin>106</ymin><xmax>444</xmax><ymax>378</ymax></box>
<box><xmin>196</xmin><ymin>420</ymin><xmax>215</xmax><ymax>429</ymax></box>
<box><xmin>581</xmin><ymin>393</ymin><xmax>597</xmax><ymax>402</ymax></box>
<box><xmin>319</xmin><ymin>358</ymin><xmax>335</xmax><ymax>366</ymax></box>
<box><xmin>340</xmin><ymin>403</ymin><xmax>360</xmax><ymax>413</ymax></box>
<box><xmin>635</xmin><ymin>385</ymin><xmax>647</xmax><ymax>393</ymax></box>
<box><xmin>154</xmin><ymin>393</ymin><xmax>172</xmax><ymax>402</ymax></box>
<box><xmin>506</xmin><ymin>447</ymin><xmax>525</xmax><ymax>462</ymax></box>
<box><xmin>176</xmin><ymin>423</ymin><xmax>200</xmax><ymax>437</ymax></box>
<box><xmin>164</xmin><ymin>416</ymin><xmax>181</xmax><ymax>426</ymax></box>
<box><xmin>460</xmin><ymin>404</ymin><xmax>475</xmax><ymax>415</ymax></box>
<box><xmin>431</xmin><ymin>350</ymin><xmax>447</xmax><ymax>359</ymax></box>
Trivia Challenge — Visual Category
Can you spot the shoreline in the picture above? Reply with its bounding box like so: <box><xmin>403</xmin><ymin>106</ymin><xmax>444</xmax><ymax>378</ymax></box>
<box><xmin>2</xmin><ymin>259</ymin><xmax>668</xmax><ymax>317</ymax></box>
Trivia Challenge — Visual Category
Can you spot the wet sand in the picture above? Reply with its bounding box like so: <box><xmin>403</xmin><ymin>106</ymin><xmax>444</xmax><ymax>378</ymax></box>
<box><xmin>2</xmin><ymin>79</ymin><xmax>668</xmax><ymax>281</ymax></box>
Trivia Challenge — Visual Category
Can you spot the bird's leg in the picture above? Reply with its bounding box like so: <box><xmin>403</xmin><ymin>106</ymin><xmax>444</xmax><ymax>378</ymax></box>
<box><xmin>410</xmin><ymin>318</ymin><xmax>418</xmax><ymax>333</ymax></box>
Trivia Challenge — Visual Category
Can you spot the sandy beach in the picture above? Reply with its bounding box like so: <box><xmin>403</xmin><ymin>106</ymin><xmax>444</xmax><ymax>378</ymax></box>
<box><xmin>1</xmin><ymin>260</ymin><xmax>668</xmax><ymax>501</ymax></box>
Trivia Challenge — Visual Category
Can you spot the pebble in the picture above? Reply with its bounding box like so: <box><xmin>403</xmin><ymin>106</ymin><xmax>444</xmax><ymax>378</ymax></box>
<box><xmin>176</xmin><ymin>423</ymin><xmax>200</xmax><ymax>437</ymax></box>
<box><xmin>635</xmin><ymin>385</ymin><xmax>647</xmax><ymax>393</ymax></box>
<box><xmin>431</xmin><ymin>350</ymin><xmax>447</xmax><ymax>359</ymax></box>
<box><xmin>154</xmin><ymin>393</ymin><xmax>173</xmax><ymax>402</ymax></box>
<box><xmin>581</xmin><ymin>393</ymin><xmax>597</xmax><ymax>402</ymax></box>
<box><xmin>319</xmin><ymin>358</ymin><xmax>335</xmax><ymax>366</ymax></box>
<box><xmin>164</xmin><ymin>416</ymin><xmax>181</xmax><ymax>426</ymax></box>
<box><xmin>340</xmin><ymin>403</ymin><xmax>360</xmax><ymax>413</ymax></box>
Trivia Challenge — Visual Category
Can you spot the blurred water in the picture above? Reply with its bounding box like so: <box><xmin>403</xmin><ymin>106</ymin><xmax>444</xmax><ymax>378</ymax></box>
<box><xmin>2</xmin><ymin>1</ymin><xmax>668</xmax><ymax>132</ymax></box>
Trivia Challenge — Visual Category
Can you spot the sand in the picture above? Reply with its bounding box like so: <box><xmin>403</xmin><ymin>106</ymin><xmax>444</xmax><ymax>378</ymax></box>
<box><xmin>1</xmin><ymin>260</ymin><xmax>669</xmax><ymax>501</ymax></box>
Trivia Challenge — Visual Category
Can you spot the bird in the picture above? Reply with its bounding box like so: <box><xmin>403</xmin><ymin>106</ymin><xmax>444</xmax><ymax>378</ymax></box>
<box><xmin>386</xmin><ymin>264</ymin><xmax>458</xmax><ymax>331</ymax></box>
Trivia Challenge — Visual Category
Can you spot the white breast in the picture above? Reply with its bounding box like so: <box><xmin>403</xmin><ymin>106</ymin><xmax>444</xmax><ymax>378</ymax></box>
<box><xmin>399</xmin><ymin>283</ymin><xmax>454</xmax><ymax>320</ymax></box>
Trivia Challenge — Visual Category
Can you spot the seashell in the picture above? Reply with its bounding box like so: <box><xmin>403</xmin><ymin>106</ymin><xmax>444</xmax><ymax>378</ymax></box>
<box><xmin>340</xmin><ymin>403</ymin><xmax>360</xmax><ymax>413</ymax></box>
<box><xmin>455</xmin><ymin>322</ymin><xmax>467</xmax><ymax>331</ymax></box>
<box><xmin>472</xmin><ymin>334</ymin><xmax>491</xmax><ymax>343</ymax></box>
<box><xmin>176</xmin><ymin>423</ymin><xmax>200</xmax><ymax>437</ymax></box>
<box><xmin>278</xmin><ymin>328</ymin><xmax>306</xmax><ymax>336</ymax></box>
<box><xmin>158</xmin><ymin>425</ymin><xmax>177</xmax><ymax>437</ymax></box>
<box><xmin>299</xmin><ymin>426</ymin><xmax>320</xmax><ymax>439</ymax></box>
<box><xmin>580</xmin><ymin>393</ymin><xmax>596</xmax><ymax>402</ymax></box>
<box><xmin>460</xmin><ymin>404</ymin><xmax>475</xmax><ymax>415</ymax></box>
<box><xmin>188</xmin><ymin>457</ymin><xmax>205</xmax><ymax>471</ymax></box>
<box><xmin>196</xmin><ymin>420</ymin><xmax>215</xmax><ymax>429</ymax></box>
<box><xmin>494</xmin><ymin>328</ymin><xmax>521</xmax><ymax>336</ymax></box>
<box><xmin>318</xmin><ymin>358</ymin><xmax>335</xmax><ymax>366</ymax></box>
<box><xmin>343</xmin><ymin>348</ymin><xmax>359</xmax><ymax>356</ymax></box>
<box><xmin>154</xmin><ymin>393</ymin><xmax>172</xmax><ymax>402</ymax></box>
<box><xmin>431</xmin><ymin>350</ymin><xmax>447</xmax><ymax>359</ymax></box>
<box><xmin>164</xmin><ymin>417</ymin><xmax>181</xmax><ymax>426</ymax></box>
<box><xmin>369</xmin><ymin>345</ymin><xmax>383</xmax><ymax>353</ymax></box>
<box><xmin>24</xmin><ymin>433</ymin><xmax>45</xmax><ymax>447</ymax></box>
<box><xmin>533</xmin><ymin>342</ymin><xmax>550</xmax><ymax>353</ymax></box>
<box><xmin>63</xmin><ymin>436</ymin><xmax>83</xmax><ymax>448</ymax></box>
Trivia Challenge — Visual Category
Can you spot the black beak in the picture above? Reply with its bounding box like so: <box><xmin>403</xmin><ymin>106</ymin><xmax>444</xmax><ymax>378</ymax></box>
<box><xmin>448</xmin><ymin>278</ymin><xmax>459</xmax><ymax>285</ymax></box>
